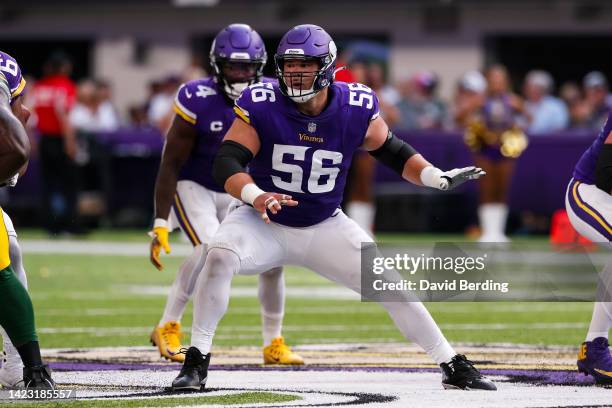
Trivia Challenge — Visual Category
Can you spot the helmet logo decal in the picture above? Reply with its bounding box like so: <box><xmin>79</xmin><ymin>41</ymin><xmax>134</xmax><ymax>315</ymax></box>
<box><xmin>285</xmin><ymin>49</ymin><xmax>305</xmax><ymax>55</ymax></box>
<box><xmin>229</xmin><ymin>52</ymin><xmax>251</xmax><ymax>60</ymax></box>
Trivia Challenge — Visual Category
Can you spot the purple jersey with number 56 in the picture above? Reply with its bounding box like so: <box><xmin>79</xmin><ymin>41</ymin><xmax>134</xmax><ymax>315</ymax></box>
<box><xmin>174</xmin><ymin>77</ymin><xmax>275</xmax><ymax>191</ymax></box>
<box><xmin>234</xmin><ymin>81</ymin><xmax>380</xmax><ymax>227</ymax></box>
<box><xmin>573</xmin><ymin>111</ymin><xmax>611</xmax><ymax>184</ymax></box>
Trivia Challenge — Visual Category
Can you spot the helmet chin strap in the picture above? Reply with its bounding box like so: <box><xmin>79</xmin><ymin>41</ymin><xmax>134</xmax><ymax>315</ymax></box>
<box><xmin>287</xmin><ymin>84</ymin><xmax>317</xmax><ymax>103</ymax></box>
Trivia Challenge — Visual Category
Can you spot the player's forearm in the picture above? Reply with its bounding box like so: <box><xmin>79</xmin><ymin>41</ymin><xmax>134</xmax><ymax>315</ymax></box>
<box><xmin>224</xmin><ymin>173</ymin><xmax>256</xmax><ymax>200</ymax></box>
<box><xmin>402</xmin><ymin>154</ymin><xmax>432</xmax><ymax>186</ymax></box>
<box><xmin>0</xmin><ymin>106</ymin><xmax>30</xmax><ymax>182</ymax></box>
<box><xmin>368</xmin><ymin>130</ymin><xmax>482</xmax><ymax>190</ymax></box>
<box><xmin>153</xmin><ymin>157</ymin><xmax>181</xmax><ymax>220</ymax></box>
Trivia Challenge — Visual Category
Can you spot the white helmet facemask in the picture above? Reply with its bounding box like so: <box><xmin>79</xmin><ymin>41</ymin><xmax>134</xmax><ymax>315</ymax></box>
<box><xmin>286</xmin><ymin>83</ymin><xmax>317</xmax><ymax>103</ymax></box>
<box><xmin>224</xmin><ymin>81</ymin><xmax>249</xmax><ymax>100</ymax></box>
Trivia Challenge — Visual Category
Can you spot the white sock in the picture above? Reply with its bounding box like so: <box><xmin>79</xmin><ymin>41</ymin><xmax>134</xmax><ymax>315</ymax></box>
<box><xmin>586</xmin><ymin>302</ymin><xmax>612</xmax><ymax>341</ymax></box>
<box><xmin>191</xmin><ymin>248</ymin><xmax>238</xmax><ymax>354</ymax></box>
<box><xmin>492</xmin><ymin>203</ymin><xmax>509</xmax><ymax>241</ymax></box>
<box><xmin>478</xmin><ymin>204</ymin><xmax>494</xmax><ymax>241</ymax></box>
<box><xmin>258</xmin><ymin>267</ymin><xmax>285</xmax><ymax>345</ymax></box>
<box><xmin>346</xmin><ymin>201</ymin><xmax>375</xmax><ymax>237</ymax></box>
<box><xmin>382</xmin><ymin>301</ymin><xmax>456</xmax><ymax>365</ymax></box>
<box><xmin>159</xmin><ymin>244</ymin><xmax>206</xmax><ymax>326</ymax></box>
<box><xmin>479</xmin><ymin>203</ymin><xmax>509</xmax><ymax>242</ymax></box>
<box><xmin>586</xmin><ymin>263</ymin><xmax>612</xmax><ymax>341</ymax></box>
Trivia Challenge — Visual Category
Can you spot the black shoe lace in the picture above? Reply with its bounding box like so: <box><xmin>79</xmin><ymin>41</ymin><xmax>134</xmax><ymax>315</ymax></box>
<box><xmin>453</xmin><ymin>355</ymin><xmax>481</xmax><ymax>378</ymax></box>
<box><xmin>179</xmin><ymin>347</ymin><xmax>205</xmax><ymax>371</ymax></box>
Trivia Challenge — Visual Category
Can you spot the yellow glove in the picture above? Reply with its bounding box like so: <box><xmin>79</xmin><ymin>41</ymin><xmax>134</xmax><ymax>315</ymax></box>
<box><xmin>149</xmin><ymin>219</ymin><xmax>171</xmax><ymax>270</ymax></box>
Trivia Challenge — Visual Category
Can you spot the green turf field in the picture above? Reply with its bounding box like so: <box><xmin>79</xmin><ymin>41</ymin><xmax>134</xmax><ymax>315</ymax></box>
<box><xmin>17</xmin><ymin>231</ymin><xmax>597</xmax><ymax>349</ymax></box>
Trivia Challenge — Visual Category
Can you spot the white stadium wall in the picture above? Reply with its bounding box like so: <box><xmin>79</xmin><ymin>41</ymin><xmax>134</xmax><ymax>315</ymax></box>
<box><xmin>94</xmin><ymin>38</ymin><xmax>191</xmax><ymax>115</ymax></box>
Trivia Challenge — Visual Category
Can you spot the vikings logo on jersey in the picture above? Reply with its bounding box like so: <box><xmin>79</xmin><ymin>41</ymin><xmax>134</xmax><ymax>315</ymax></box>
<box><xmin>173</xmin><ymin>76</ymin><xmax>276</xmax><ymax>192</ymax></box>
<box><xmin>0</xmin><ymin>51</ymin><xmax>26</xmax><ymax>104</ymax></box>
<box><xmin>235</xmin><ymin>81</ymin><xmax>380</xmax><ymax>227</ymax></box>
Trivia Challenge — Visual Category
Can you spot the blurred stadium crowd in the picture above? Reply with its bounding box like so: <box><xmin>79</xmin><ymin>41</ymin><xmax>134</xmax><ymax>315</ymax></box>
<box><xmin>24</xmin><ymin>52</ymin><xmax>611</xmax><ymax>136</ymax></box>
<box><xmin>8</xmin><ymin>47</ymin><xmax>610</xmax><ymax>236</ymax></box>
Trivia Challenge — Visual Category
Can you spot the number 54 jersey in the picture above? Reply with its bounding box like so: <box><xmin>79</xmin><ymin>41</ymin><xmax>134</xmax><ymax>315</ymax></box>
<box><xmin>174</xmin><ymin>77</ymin><xmax>275</xmax><ymax>192</ymax></box>
<box><xmin>234</xmin><ymin>81</ymin><xmax>380</xmax><ymax>227</ymax></box>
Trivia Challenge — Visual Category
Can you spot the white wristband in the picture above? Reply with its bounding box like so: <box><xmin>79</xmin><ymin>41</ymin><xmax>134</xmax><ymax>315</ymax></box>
<box><xmin>240</xmin><ymin>183</ymin><xmax>266</xmax><ymax>205</ymax></box>
<box><xmin>153</xmin><ymin>218</ymin><xmax>168</xmax><ymax>229</ymax></box>
<box><xmin>420</xmin><ymin>166</ymin><xmax>445</xmax><ymax>189</ymax></box>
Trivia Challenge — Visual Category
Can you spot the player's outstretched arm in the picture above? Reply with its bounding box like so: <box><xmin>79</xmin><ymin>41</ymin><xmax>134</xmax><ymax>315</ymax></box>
<box><xmin>363</xmin><ymin>116</ymin><xmax>485</xmax><ymax>190</ymax></box>
<box><xmin>0</xmin><ymin>74</ymin><xmax>30</xmax><ymax>184</ymax></box>
<box><xmin>149</xmin><ymin>115</ymin><xmax>197</xmax><ymax>270</ymax></box>
<box><xmin>214</xmin><ymin>118</ymin><xmax>298</xmax><ymax>223</ymax></box>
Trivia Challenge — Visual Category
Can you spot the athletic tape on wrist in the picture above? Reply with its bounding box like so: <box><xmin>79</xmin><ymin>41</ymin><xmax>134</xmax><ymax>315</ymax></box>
<box><xmin>420</xmin><ymin>166</ymin><xmax>445</xmax><ymax>189</ymax></box>
<box><xmin>153</xmin><ymin>218</ymin><xmax>168</xmax><ymax>229</ymax></box>
<box><xmin>241</xmin><ymin>183</ymin><xmax>266</xmax><ymax>205</ymax></box>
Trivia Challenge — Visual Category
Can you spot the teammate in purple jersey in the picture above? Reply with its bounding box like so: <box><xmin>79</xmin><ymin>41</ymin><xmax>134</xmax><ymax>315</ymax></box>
<box><xmin>171</xmin><ymin>24</ymin><xmax>495</xmax><ymax>392</ymax></box>
<box><xmin>566</xmin><ymin>112</ymin><xmax>611</xmax><ymax>384</ymax></box>
<box><xmin>0</xmin><ymin>51</ymin><xmax>55</xmax><ymax>389</ymax></box>
<box><xmin>148</xmin><ymin>24</ymin><xmax>303</xmax><ymax>365</ymax></box>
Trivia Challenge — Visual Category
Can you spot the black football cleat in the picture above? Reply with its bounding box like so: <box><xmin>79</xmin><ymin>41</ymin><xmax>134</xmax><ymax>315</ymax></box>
<box><xmin>171</xmin><ymin>347</ymin><xmax>211</xmax><ymax>391</ymax></box>
<box><xmin>23</xmin><ymin>365</ymin><xmax>56</xmax><ymax>390</ymax></box>
<box><xmin>440</xmin><ymin>354</ymin><xmax>497</xmax><ymax>390</ymax></box>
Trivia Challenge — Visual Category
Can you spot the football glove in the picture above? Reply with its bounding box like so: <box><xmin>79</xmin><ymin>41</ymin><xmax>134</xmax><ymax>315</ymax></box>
<box><xmin>149</xmin><ymin>219</ymin><xmax>171</xmax><ymax>271</ymax></box>
<box><xmin>440</xmin><ymin>166</ymin><xmax>486</xmax><ymax>190</ymax></box>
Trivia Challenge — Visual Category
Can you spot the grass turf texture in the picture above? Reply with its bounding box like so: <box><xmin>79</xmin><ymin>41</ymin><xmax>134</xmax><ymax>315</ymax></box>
<box><xmin>4</xmin><ymin>391</ymin><xmax>300</xmax><ymax>407</ymax></box>
<box><xmin>16</xmin><ymin>231</ymin><xmax>597</xmax><ymax>348</ymax></box>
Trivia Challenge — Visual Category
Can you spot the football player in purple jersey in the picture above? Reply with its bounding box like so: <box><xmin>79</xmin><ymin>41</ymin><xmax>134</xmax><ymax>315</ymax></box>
<box><xmin>148</xmin><ymin>24</ymin><xmax>303</xmax><ymax>365</ymax></box>
<box><xmin>567</xmin><ymin>112</ymin><xmax>611</xmax><ymax>384</ymax></box>
<box><xmin>0</xmin><ymin>51</ymin><xmax>55</xmax><ymax>389</ymax></box>
<box><xmin>170</xmin><ymin>25</ymin><xmax>495</xmax><ymax>391</ymax></box>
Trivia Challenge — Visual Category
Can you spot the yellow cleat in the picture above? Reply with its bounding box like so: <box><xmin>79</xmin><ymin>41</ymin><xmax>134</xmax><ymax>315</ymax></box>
<box><xmin>263</xmin><ymin>336</ymin><xmax>304</xmax><ymax>365</ymax></box>
<box><xmin>150</xmin><ymin>321</ymin><xmax>185</xmax><ymax>363</ymax></box>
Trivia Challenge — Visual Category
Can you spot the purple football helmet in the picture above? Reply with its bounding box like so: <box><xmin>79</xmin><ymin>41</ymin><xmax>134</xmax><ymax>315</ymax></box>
<box><xmin>274</xmin><ymin>24</ymin><xmax>337</xmax><ymax>103</ymax></box>
<box><xmin>210</xmin><ymin>24</ymin><xmax>267</xmax><ymax>100</ymax></box>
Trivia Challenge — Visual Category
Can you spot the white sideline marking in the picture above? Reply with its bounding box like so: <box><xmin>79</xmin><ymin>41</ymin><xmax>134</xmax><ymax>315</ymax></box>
<box><xmin>122</xmin><ymin>284</ymin><xmax>360</xmax><ymax>300</ymax></box>
<box><xmin>38</xmin><ymin>322</ymin><xmax>588</xmax><ymax>335</ymax></box>
<box><xmin>35</xmin><ymin>303</ymin><xmax>594</xmax><ymax>317</ymax></box>
<box><xmin>20</xmin><ymin>239</ymin><xmax>193</xmax><ymax>257</ymax></box>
